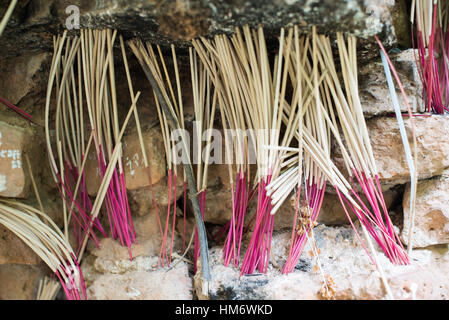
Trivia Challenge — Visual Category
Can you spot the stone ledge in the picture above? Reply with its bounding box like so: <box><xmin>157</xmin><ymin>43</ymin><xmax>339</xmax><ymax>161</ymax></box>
<box><xmin>0</xmin><ymin>0</ymin><xmax>399</xmax><ymax>61</ymax></box>
<box><xmin>83</xmin><ymin>254</ymin><xmax>192</xmax><ymax>300</ymax></box>
<box><xmin>195</xmin><ymin>225</ymin><xmax>449</xmax><ymax>300</ymax></box>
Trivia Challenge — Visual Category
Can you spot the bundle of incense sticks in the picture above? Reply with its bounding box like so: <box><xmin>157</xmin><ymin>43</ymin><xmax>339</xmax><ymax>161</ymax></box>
<box><xmin>259</xmin><ymin>33</ymin><xmax>395</xmax><ymax>298</ymax></box>
<box><xmin>45</xmin><ymin>30</ymin><xmax>140</xmax><ymax>259</ymax></box>
<box><xmin>0</xmin><ymin>200</ymin><xmax>86</xmax><ymax>300</ymax></box>
<box><xmin>228</xmin><ymin>26</ymin><xmax>286</xmax><ymax>275</ymax></box>
<box><xmin>128</xmin><ymin>39</ymin><xmax>188</xmax><ymax>267</ymax></box>
<box><xmin>192</xmin><ymin>29</ymin><xmax>254</xmax><ymax>268</ymax></box>
<box><xmin>44</xmin><ymin>31</ymin><xmax>106</xmax><ymax>254</ymax></box>
<box><xmin>412</xmin><ymin>0</ymin><xmax>449</xmax><ymax>113</ymax></box>
<box><xmin>80</xmin><ymin>29</ymin><xmax>137</xmax><ymax>257</ymax></box>
<box><xmin>322</xmin><ymin>33</ymin><xmax>408</xmax><ymax>265</ymax></box>
<box><xmin>30</xmin><ymin>22</ymin><xmax>414</xmax><ymax>296</ymax></box>
<box><xmin>194</xmin><ymin>25</ymin><xmax>300</xmax><ymax>274</ymax></box>
<box><xmin>271</xmin><ymin>29</ymin><xmax>408</xmax><ymax>268</ymax></box>
<box><xmin>119</xmin><ymin>35</ymin><xmax>188</xmax><ymax>263</ymax></box>
<box><xmin>267</xmin><ymin>27</ymin><xmax>329</xmax><ymax>274</ymax></box>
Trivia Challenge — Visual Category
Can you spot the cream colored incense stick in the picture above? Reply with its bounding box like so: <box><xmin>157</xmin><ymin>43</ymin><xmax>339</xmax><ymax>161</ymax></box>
<box><xmin>37</xmin><ymin>277</ymin><xmax>60</xmax><ymax>300</ymax></box>
<box><xmin>0</xmin><ymin>0</ymin><xmax>17</xmax><ymax>36</ymax></box>
<box><xmin>25</xmin><ymin>155</ymin><xmax>44</xmax><ymax>214</ymax></box>
<box><xmin>0</xmin><ymin>201</ymin><xmax>81</xmax><ymax>290</ymax></box>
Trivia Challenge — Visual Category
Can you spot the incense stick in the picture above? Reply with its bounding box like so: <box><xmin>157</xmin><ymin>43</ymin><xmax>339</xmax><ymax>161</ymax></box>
<box><xmin>37</xmin><ymin>277</ymin><xmax>61</xmax><ymax>300</ymax></box>
<box><xmin>0</xmin><ymin>200</ymin><xmax>86</xmax><ymax>300</ymax></box>
<box><xmin>0</xmin><ymin>0</ymin><xmax>17</xmax><ymax>36</ymax></box>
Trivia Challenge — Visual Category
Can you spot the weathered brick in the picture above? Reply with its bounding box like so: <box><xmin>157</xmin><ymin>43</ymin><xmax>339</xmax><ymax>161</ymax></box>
<box><xmin>0</xmin><ymin>121</ymin><xmax>33</xmax><ymax>198</ymax></box>
<box><xmin>0</xmin><ymin>223</ymin><xmax>40</xmax><ymax>265</ymax></box>
<box><xmin>122</xmin><ymin>127</ymin><xmax>166</xmax><ymax>190</ymax></box>
<box><xmin>333</xmin><ymin>115</ymin><xmax>449</xmax><ymax>187</ymax></box>
<box><xmin>84</xmin><ymin>127</ymin><xmax>166</xmax><ymax>196</ymax></box>
<box><xmin>0</xmin><ymin>264</ymin><xmax>42</xmax><ymax>300</ymax></box>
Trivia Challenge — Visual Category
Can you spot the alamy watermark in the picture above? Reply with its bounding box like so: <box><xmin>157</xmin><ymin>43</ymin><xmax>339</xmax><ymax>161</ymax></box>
<box><xmin>170</xmin><ymin>123</ymin><xmax>279</xmax><ymax>168</ymax></box>
<box><xmin>65</xmin><ymin>5</ymin><xmax>80</xmax><ymax>30</ymax></box>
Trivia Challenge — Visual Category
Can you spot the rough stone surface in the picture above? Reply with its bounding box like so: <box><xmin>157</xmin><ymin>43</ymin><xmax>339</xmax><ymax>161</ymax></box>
<box><xmin>122</xmin><ymin>127</ymin><xmax>166</xmax><ymax>190</ymax></box>
<box><xmin>0</xmin><ymin>264</ymin><xmax>42</xmax><ymax>300</ymax></box>
<box><xmin>390</xmin><ymin>0</ymin><xmax>411</xmax><ymax>48</ymax></box>
<box><xmin>128</xmin><ymin>176</ymin><xmax>185</xmax><ymax>216</ymax></box>
<box><xmin>82</xmin><ymin>145</ymin><xmax>101</xmax><ymax>196</ymax></box>
<box><xmin>196</xmin><ymin>225</ymin><xmax>449</xmax><ymax>300</ymax></box>
<box><xmin>0</xmin><ymin>121</ymin><xmax>37</xmax><ymax>198</ymax></box>
<box><xmin>402</xmin><ymin>176</ymin><xmax>449</xmax><ymax>248</ymax></box>
<box><xmin>86</xmin><ymin>259</ymin><xmax>192</xmax><ymax>300</ymax></box>
<box><xmin>360</xmin><ymin>49</ymin><xmax>424</xmax><ymax>117</ymax></box>
<box><xmin>88</xmin><ymin>207</ymin><xmax>180</xmax><ymax>261</ymax></box>
<box><xmin>202</xmin><ymin>186</ymin><xmax>234</xmax><ymax>226</ymax></box>
<box><xmin>0</xmin><ymin>224</ymin><xmax>41</xmax><ymax>265</ymax></box>
<box><xmin>84</xmin><ymin>252</ymin><xmax>192</xmax><ymax>299</ymax></box>
<box><xmin>0</xmin><ymin>52</ymin><xmax>50</xmax><ymax>115</ymax></box>
<box><xmin>82</xmin><ymin>201</ymin><xmax>192</xmax><ymax>299</ymax></box>
<box><xmin>89</xmin><ymin>237</ymin><xmax>153</xmax><ymax>264</ymax></box>
<box><xmin>333</xmin><ymin>115</ymin><xmax>449</xmax><ymax>186</ymax></box>
<box><xmin>84</xmin><ymin>137</ymin><xmax>167</xmax><ymax>196</ymax></box>
<box><xmin>23</xmin><ymin>188</ymin><xmax>65</xmax><ymax>228</ymax></box>
<box><xmin>0</xmin><ymin>0</ymin><xmax>398</xmax><ymax>59</ymax></box>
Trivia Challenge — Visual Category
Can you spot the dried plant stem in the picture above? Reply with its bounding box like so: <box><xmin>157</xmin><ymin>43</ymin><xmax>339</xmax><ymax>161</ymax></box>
<box><xmin>376</xmin><ymin>37</ymin><xmax>418</xmax><ymax>256</ymax></box>
<box><xmin>129</xmin><ymin>39</ymin><xmax>211</xmax><ymax>284</ymax></box>
<box><xmin>190</xmin><ymin>47</ymin><xmax>217</xmax><ymax>272</ymax></box>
